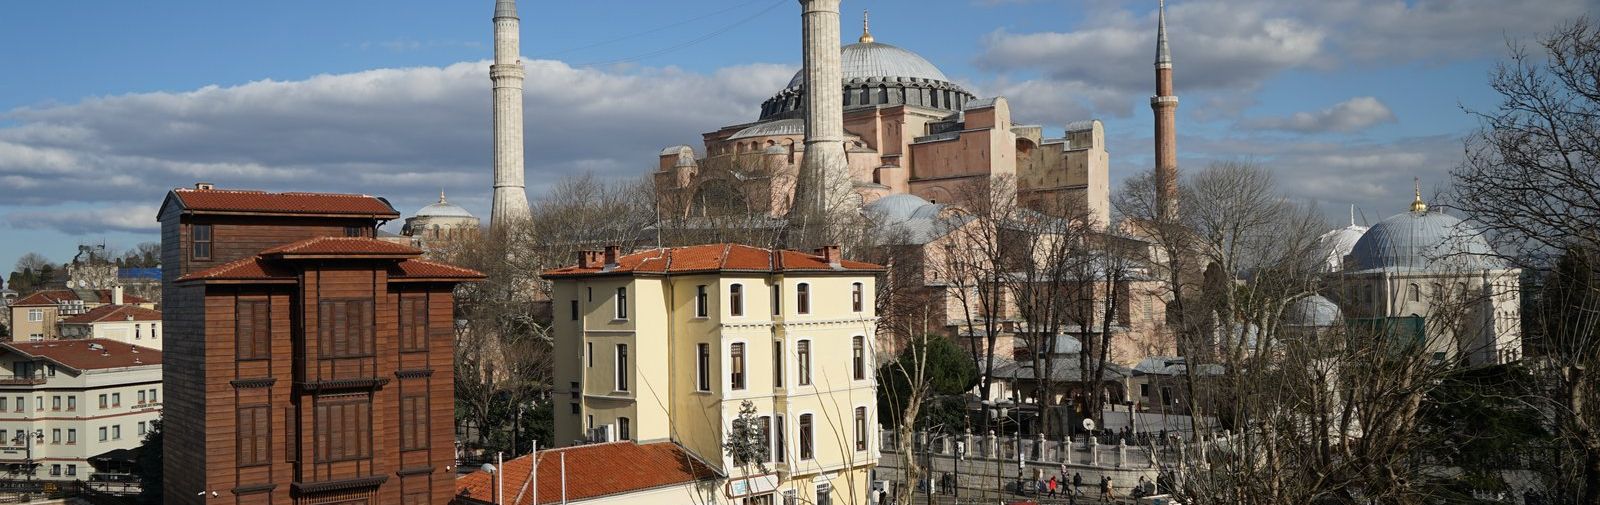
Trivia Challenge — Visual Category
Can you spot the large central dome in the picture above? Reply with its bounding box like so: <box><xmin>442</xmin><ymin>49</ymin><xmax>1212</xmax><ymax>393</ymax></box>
<box><xmin>784</xmin><ymin>42</ymin><xmax>951</xmax><ymax>89</ymax></box>
<box><xmin>759</xmin><ymin>34</ymin><xmax>974</xmax><ymax>121</ymax></box>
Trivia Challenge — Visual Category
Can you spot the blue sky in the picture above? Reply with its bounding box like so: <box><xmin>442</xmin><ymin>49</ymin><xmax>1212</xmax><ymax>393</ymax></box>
<box><xmin>0</xmin><ymin>0</ymin><xmax>1588</xmax><ymax>276</ymax></box>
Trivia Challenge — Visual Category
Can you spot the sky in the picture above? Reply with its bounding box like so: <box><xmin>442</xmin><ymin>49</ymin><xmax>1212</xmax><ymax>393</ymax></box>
<box><xmin>0</xmin><ymin>0</ymin><xmax>1590</xmax><ymax>276</ymax></box>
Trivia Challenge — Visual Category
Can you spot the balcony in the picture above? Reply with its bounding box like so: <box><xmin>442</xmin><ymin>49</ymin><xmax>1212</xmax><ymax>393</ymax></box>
<box><xmin>0</xmin><ymin>378</ymin><xmax>45</xmax><ymax>386</ymax></box>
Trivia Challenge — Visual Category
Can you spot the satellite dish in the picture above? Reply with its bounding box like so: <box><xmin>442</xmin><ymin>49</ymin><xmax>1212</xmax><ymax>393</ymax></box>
<box><xmin>1081</xmin><ymin>419</ymin><xmax>1096</xmax><ymax>431</ymax></box>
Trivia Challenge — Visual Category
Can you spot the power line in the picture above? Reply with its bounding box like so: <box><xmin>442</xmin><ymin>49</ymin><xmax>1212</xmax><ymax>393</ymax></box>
<box><xmin>570</xmin><ymin>0</ymin><xmax>787</xmax><ymax>68</ymax></box>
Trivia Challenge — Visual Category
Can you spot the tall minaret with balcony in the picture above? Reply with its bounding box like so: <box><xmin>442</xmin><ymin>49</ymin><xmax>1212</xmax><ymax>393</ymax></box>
<box><xmin>1151</xmin><ymin>0</ymin><xmax>1180</xmax><ymax>220</ymax></box>
<box><xmin>490</xmin><ymin>0</ymin><xmax>532</xmax><ymax>227</ymax></box>
<box><xmin>789</xmin><ymin>0</ymin><xmax>858</xmax><ymax>239</ymax></box>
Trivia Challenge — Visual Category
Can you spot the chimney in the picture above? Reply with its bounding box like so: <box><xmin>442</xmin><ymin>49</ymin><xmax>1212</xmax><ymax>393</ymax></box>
<box><xmin>111</xmin><ymin>286</ymin><xmax>124</xmax><ymax>306</ymax></box>
<box><xmin>194</xmin><ymin>182</ymin><xmax>215</xmax><ymax>190</ymax></box>
<box><xmin>815</xmin><ymin>245</ymin><xmax>841</xmax><ymax>267</ymax></box>
<box><xmin>577</xmin><ymin>250</ymin><xmax>603</xmax><ymax>269</ymax></box>
<box><xmin>603</xmin><ymin>246</ymin><xmax>621</xmax><ymax>269</ymax></box>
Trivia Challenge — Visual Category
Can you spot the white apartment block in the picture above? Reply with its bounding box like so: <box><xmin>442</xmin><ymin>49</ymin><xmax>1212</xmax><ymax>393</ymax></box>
<box><xmin>0</xmin><ymin>339</ymin><xmax>161</xmax><ymax>482</ymax></box>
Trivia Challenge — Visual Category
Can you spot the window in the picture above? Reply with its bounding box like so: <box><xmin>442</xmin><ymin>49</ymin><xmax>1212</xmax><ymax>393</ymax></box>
<box><xmin>799</xmin><ymin>414</ymin><xmax>814</xmax><ymax>460</ymax></box>
<box><xmin>851</xmin><ymin>282</ymin><xmax>864</xmax><ymax>312</ymax></box>
<box><xmin>730</xmin><ymin>343</ymin><xmax>746</xmax><ymax>390</ymax></box>
<box><xmin>112</xmin><ymin>393</ymin><xmax>120</xmax><ymax>407</ymax></box>
<box><xmin>138</xmin><ymin>390</ymin><xmax>146</xmax><ymax>404</ymax></box>
<box><xmin>46</xmin><ymin>364</ymin><xmax>55</xmax><ymax>377</ymax></box>
<box><xmin>614</xmin><ymin>287</ymin><xmax>628</xmax><ymax>319</ymax></box>
<box><xmin>730</xmin><ymin>284</ymin><xmax>744</xmax><ymax>316</ymax></box>
<box><xmin>817</xmin><ymin>483</ymin><xmax>832</xmax><ymax>505</ymax></box>
<box><xmin>400</xmin><ymin>395</ymin><xmax>429</xmax><ymax>450</ymax></box>
<box><xmin>759</xmin><ymin>416</ymin><xmax>772</xmax><ymax>463</ymax></box>
<box><xmin>797</xmin><ymin>340</ymin><xmax>812</xmax><ymax>386</ymax></box>
<box><xmin>344</xmin><ymin>226</ymin><xmax>365</xmax><ymax>237</ymax></box>
<box><xmin>98</xmin><ymin>427</ymin><xmax>106</xmax><ymax>442</ymax></box>
<box><xmin>67</xmin><ymin>429</ymin><xmax>75</xmax><ymax>444</ymax></box>
<box><xmin>587</xmin><ymin>287</ymin><xmax>593</xmax><ymax>302</ymax></box>
<box><xmin>99</xmin><ymin>394</ymin><xmax>107</xmax><ymax>409</ymax></box>
<box><xmin>1140</xmin><ymin>383</ymin><xmax>1150</xmax><ymax>398</ymax></box>
<box><xmin>66</xmin><ymin>464</ymin><xmax>75</xmax><ymax>477</ymax></box>
<box><xmin>587</xmin><ymin>342</ymin><xmax>593</xmax><ymax>368</ymax></box>
<box><xmin>51</xmin><ymin>396</ymin><xmax>59</xmax><ymax>411</ymax></box>
<box><xmin>192</xmin><ymin>224</ymin><xmax>212</xmax><ymax>260</ymax></box>
<box><xmin>615</xmin><ymin>344</ymin><xmax>629</xmax><ymax>392</ymax></box>
<box><xmin>14</xmin><ymin>396</ymin><xmax>22</xmax><ymax>412</ymax></box>
<box><xmin>51</xmin><ymin>429</ymin><xmax>60</xmax><ymax>444</ymax></box>
<box><xmin>796</xmin><ymin>283</ymin><xmax>810</xmax><ymax>314</ymax></box>
<box><xmin>776</xmin><ymin>415</ymin><xmax>786</xmax><ymax>463</ymax></box>
<box><xmin>35</xmin><ymin>397</ymin><xmax>42</xmax><ymax>410</ymax></box>
<box><xmin>13</xmin><ymin>361</ymin><xmax>36</xmax><ymax>380</ymax></box>
<box><xmin>0</xmin><ymin>398</ymin><xmax>8</xmax><ymax>411</ymax></box>
<box><xmin>696</xmin><ymin>343</ymin><xmax>711</xmax><ymax>391</ymax></box>
<box><xmin>773</xmin><ymin>342</ymin><xmax>784</xmax><ymax>388</ymax></box>
<box><xmin>152</xmin><ymin>324</ymin><xmax>158</xmax><ymax>339</ymax></box>
<box><xmin>852</xmin><ymin>336</ymin><xmax>865</xmax><ymax>380</ymax></box>
<box><xmin>314</xmin><ymin>396</ymin><xmax>372</xmax><ymax>462</ymax></box>
<box><xmin>112</xmin><ymin>425</ymin><xmax>121</xmax><ymax>440</ymax></box>
<box><xmin>696</xmin><ymin>285</ymin><xmax>709</xmax><ymax>318</ymax></box>
<box><xmin>13</xmin><ymin>430</ymin><xmax>23</xmax><ymax>445</ymax></box>
<box><xmin>855</xmin><ymin>407</ymin><xmax>868</xmax><ymax>451</ymax></box>
<box><xmin>149</xmin><ymin>389</ymin><xmax>157</xmax><ymax>403</ymax></box>
<box><xmin>237</xmin><ymin>300</ymin><xmax>271</xmax><ymax>360</ymax></box>
<box><xmin>400</xmin><ymin>296</ymin><xmax>429</xmax><ymax>352</ymax></box>
<box><xmin>1407</xmin><ymin>283</ymin><xmax>1421</xmax><ymax>302</ymax></box>
<box><xmin>320</xmin><ymin>300</ymin><xmax>375</xmax><ymax>358</ymax></box>
<box><xmin>50</xmin><ymin>464</ymin><xmax>59</xmax><ymax>476</ymax></box>
<box><xmin>771</xmin><ymin>284</ymin><xmax>781</xmax><ymax>316</ymax></box>
<box><xmin>26</xmin><ymin>309</ymin><xmax>42</xmax><ymax>322</ymax></box>
<box><xmin>569</xmin><ymin>403</ymin><xmax>579</xmax><ymax>414</ymax></box>
<box><xmin>570</xmin><ymin>300</ymin><xmax>579</xmax><ymax>321</ymax></box>
<box><xmin>619</xmin><ymin>417</ymin><xmax>631</xmax><ymax>441</ymax></box>
<box><xmin>135</xmin><ymin>324</ymin><xmax>142</xmax><ymax>339</ymax></box>
<box><xmin>138</xmin><ymin>422</ymin><xmax>146</xmax><ymax>435</ymax></box>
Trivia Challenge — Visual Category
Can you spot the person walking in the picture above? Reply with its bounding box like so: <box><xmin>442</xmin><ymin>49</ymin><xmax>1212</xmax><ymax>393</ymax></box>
<box><xmin>1100</xmin><ymin>475</ymin><xmax>1118</xmax><ymax>502</ymax></box>
<box><xmin>1047</xmin><ymin>475</ymin><xmax>1058</xmax><ymax>498</ymax></box>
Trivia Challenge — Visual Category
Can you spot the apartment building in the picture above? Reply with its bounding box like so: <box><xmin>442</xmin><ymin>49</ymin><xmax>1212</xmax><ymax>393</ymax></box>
<box><xmin>533</xmin><ymin>244</ymin><xmax>883</xmax><ymax>505</ymax></box>
<box><xmin>159</xmin><ymin>184</ymin><xmax>482</xmax><ymax>505</ymax></box>
<box><xmin>58</xmin><ymin>304</ymin><xmax>163</xmax><ymax>351</ymax></box>
<box><xmin>8</xmin><ymin>287</ymin><xmax>154</xmax><ymax>342</ymax></box>
<box><xmin>0</xmin><ymin>339</ymin><xmax>161</xmax><ymax>481</ymax></box>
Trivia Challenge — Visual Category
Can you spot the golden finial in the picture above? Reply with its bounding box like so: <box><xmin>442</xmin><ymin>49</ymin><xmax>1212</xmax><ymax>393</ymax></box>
<box><xmin>859</xmin><ymin>9</ymin><xmax>874</xmax><ymax>44</ymax></box>
<box><xmin>439</xmin><ymin>189</ymin><xmax>447</xmax><ymax>204</ymax></box>
<box><xmin>1409</xmin><ymin>177</ymin><xmax>1428</xmax><ymax>213</ymax></box>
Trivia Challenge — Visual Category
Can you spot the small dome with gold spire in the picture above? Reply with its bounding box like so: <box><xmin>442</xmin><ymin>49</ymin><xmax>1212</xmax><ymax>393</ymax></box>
<box><xmin>1348</xmin><ymin>178</ymin><xmax>1498</xmax><ymax>272</ymax></box>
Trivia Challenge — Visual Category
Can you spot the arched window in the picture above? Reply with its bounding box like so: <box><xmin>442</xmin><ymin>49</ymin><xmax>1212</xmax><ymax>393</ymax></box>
<box><xmin>1407</xmin><ymin>283</ymin><xmax>1421</xmax><ymax>302</ymax></box>
<box><xmin>797</xmin><ymin>283</ymin><xmax>810</xmax><ymax>314</ymax></box>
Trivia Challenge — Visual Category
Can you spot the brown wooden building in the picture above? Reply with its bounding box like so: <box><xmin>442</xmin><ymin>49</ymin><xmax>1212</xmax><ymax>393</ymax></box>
<box><xmin>159</xmin><ymin>184</ymin><xmax>483</xmax><ymax>505</ymax></box>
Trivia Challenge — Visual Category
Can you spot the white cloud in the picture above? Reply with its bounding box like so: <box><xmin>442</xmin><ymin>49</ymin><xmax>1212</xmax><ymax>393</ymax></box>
<box><xmin>6</xmin><ymin>204</ymin><xmax>162</xmax><ymax>235</ymax></box>
<box><xmin>0</xmin><ymin>59</ymin><xmax>796</xmax><ymax>234</ymax></box>
<box><xmin>1242</xmin><ymin>96</ymin><xmax>1396</xmax><ymax>133</ymax></box>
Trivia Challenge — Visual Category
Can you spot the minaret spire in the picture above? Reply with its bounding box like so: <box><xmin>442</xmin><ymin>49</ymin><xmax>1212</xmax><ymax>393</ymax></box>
<box><xmin>489</xmin><ymin>0</ymin><xmax>531</xmax><ymax>228</ymax></box>
<box><xmin>1151</xmin><ymin>0</ymin><xmax>1180</xmax><ymax>220</ymax></box>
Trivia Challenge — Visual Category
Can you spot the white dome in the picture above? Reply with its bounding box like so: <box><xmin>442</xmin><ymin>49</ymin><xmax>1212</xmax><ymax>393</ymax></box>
<box><xmin>413</xmin><ymin>193</ymin><xmax>475</xmax><ymax>219</ymax></box>
<box><xmin>1284</xmin><ymin>294</ymin><xmax>1343</xmax><ymax>328</ymax></box>
<box><xmin>1316</xmin><ymin>225</ymin><xmax>1368</xmax><ymax>271</ymax></box>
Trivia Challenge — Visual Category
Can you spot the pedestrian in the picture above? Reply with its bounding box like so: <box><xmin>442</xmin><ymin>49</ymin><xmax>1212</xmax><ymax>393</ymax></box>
<box><xmin>1101</xmin><ymin>475</ymin><xmax>1118</xmax><ymax>501</ymax></box>
<box><xmin>1073</xmin><ymin>472</ymin><xmax>1083</xmax><ymax>496</ymax></box>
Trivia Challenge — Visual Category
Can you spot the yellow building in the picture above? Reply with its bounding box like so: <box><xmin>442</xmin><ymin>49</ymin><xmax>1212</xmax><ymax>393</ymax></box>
<box><xmin>542</xmin><ymin>244</ymin><xmax>884</xmax><ymax>505</ymax></box>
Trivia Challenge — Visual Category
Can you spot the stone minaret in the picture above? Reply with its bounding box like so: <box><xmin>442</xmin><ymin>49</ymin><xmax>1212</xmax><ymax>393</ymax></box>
<box><xmin>1151</xmin><ymin>0</ymin><xmax>1180</xmax><ymax>220</ymax></box>
<box><xmin>490</xmin><ymin>0</ymin><xmax>531</xmax><ymax>227</ymax></box>
<box><xmin>789</xmin><ymin>0</ymin><xmax>857</xmax><ymax>232</ymax></box>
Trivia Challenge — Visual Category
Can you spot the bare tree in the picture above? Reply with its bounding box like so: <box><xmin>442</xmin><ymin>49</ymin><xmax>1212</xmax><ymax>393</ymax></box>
<box><xmin>1452</xmin><ymin>16</ymin><xmax>1600</xmax><ymax>502</ymax></box>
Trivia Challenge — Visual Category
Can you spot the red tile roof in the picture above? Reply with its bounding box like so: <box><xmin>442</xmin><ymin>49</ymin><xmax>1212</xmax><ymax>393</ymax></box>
<box><xmin>390</xmin><ymin>259</ymin><xmax>486</xmax><ymax>280</ymax></box>
<box><xmin>9</xmin><ymin>289</ymin><xmax>149</xmax><ymax>307</ymax></box>
<box><xmin>542</xmin><ymin>243</ymin><xmax>885</xmax><ymax>278</ymax></box>
<box><xmin>60</xmin><ymin>305</ymin><xmax>162</xmax><ymax>324</ymax></box>
<box><xmin>454</xmin><ymin>442</ymin><xmax>718</xmax><ymax>505</ymax></box>
<box><xmin>178</xmin><ymin>239</ymin><xmax>482</xmax><ymax>283</ymax></box>
<box><xmin>261</xmin><ymin>236</ymin><xmax>422</xmax><ymax>257</ymax></box>
<box><xmin>169</xmin><ymin>188</ymin><xmax>399</xmax><ymax>218</ymax></box>
<box><xmin>10</xmin><ymin>290</ymin><xmax>78</xmax><ymax>307</ymax></box>
<box><xmin>1</xmin><ymin>339</ymin><xmax>161</xmax><ymax>371</ymax></box>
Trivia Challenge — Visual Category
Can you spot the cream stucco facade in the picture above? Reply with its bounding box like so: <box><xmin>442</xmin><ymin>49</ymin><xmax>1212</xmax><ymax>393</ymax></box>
<box><xmin>548</xmin><ymin>245</ymin><xmax>881</xmax><ymax>505</ymax></box>
<box><xmin>0</xmin><ymin>340</ymin><xmax>161</xmax><ymax>482</ymax></box>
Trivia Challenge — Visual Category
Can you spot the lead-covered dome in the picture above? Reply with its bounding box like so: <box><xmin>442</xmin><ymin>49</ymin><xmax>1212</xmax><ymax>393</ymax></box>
<box><xmin>784</xmin><ymin>42</ymin><xmax>950</xmax><ymax>89</ymax></box>
<box><xmin>760</xmin><ymin>35</ymin><xmax>975</xmax><ymax>120</ymax></box>
<box><xmin>1284</xmin><ymin>294</ymin><xmax>1343</xmax><ymax>328</ymax></box>
<box><xmin>1349</xmin><ymin>209</ymin><xmax>1498</xmax><ymax>272</ymax></box>
<box><xmin>413</xmin><ymin>192</ymin><xmax>474</xmax><ymax>219</ymax></box>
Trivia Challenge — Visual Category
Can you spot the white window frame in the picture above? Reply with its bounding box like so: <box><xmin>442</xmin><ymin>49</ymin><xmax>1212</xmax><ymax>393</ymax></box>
<box><xmin>26</xmin><ymin>309</ymin><xmax>42</xmax><ymax>322</ymax></box>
